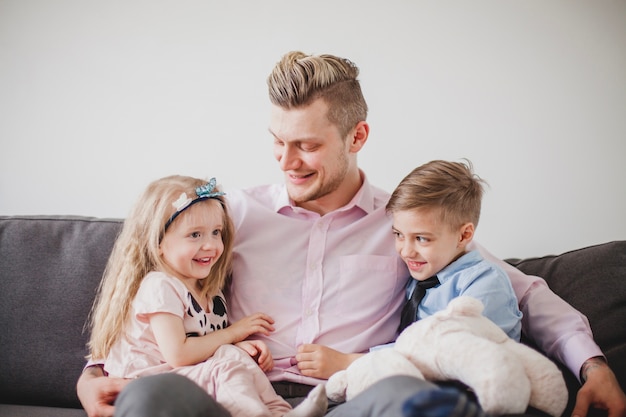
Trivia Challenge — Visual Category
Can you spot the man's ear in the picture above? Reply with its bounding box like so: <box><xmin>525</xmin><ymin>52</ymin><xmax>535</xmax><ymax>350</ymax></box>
<box><xmin>348</xmin><ymin>121</ymin><xmax>369</xmax><ymax>153</ymax></box>
<box><xmin>458</xmin><ymin>223</ymin><xmax>475</xmax><ymax>248</ymax></box>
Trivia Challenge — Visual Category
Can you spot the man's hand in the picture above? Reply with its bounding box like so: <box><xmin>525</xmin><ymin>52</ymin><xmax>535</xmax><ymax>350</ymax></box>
<box><xmin>572</xmin><ymin>357</ymin><xmax>626</xmax><ymax>417</ymax></box>
<box><xmin>76</xmin><ymin>366</ymin><xmax>130</xmax><ymax>417</ymax></box>
<box><xmin>295</xmin><ymin>344</ymin><xmax>363</xmax><ymax>379</ymax></box>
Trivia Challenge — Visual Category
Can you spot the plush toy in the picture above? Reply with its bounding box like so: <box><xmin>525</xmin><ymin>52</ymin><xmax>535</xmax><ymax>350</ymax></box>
<box><xmin>326</xmin><ymin>296</ymin><xmax>568</xmax><ymax>416</ymax></box>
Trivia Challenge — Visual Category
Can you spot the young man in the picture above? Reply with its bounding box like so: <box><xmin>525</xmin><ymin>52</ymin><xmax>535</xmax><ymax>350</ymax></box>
<box><xmin>77</xmin><ymin>51</ymin><xmax>626</xmax><ymax>417</ymax></box>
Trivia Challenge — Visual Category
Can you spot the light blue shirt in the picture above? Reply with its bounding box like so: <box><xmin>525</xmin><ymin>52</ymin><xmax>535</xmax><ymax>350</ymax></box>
<box><xmin>407</xmin><ymin>249</ymin><xmax>522</xmax><ymax>341</ymax></box>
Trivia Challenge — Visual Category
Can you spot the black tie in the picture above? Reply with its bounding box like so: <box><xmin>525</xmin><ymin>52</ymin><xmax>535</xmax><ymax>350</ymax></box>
<box><xmin>398</xmin><ymin>276</ymin><xmax>440</xmax><ymax>334</ymax></box>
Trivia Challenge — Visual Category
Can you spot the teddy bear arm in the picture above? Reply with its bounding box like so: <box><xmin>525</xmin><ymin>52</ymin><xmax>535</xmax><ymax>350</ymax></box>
<box><xmin>426</xmin><ymin>331</ymin><xmax>531</xmax><ymax>415</ymax></box>
<box><xmin>504</xmin><ymin>341</ymin><xmax>568</xmax><ymax>417</ymax></box>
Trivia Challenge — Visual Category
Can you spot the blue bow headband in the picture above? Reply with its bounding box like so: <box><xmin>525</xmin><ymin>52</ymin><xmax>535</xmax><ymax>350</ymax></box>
<box><xmin>164</xmin><ymin>177</ymin><xmax>225</xmax><ymax>231</ymax></box>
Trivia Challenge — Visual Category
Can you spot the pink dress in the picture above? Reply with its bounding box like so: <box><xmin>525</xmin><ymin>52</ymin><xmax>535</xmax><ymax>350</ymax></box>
<box><xmin>105</xmin><ymin>271</ymin><xmax>291</xmax><ymax>417</ymax></box>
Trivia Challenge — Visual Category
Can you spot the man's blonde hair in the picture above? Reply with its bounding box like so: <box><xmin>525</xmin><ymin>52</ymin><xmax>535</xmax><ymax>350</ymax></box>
<box><xmin>267</xmin><ymin>51</ymin><xmax>368</xmax><ymax>138</ymax></box>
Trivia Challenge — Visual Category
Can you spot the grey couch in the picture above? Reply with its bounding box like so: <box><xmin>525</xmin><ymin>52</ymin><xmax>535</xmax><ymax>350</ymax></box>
<box><xmin>1</xmin><ymin>215</ymin><xmax>624</xmax><ymax>417</ymax></box>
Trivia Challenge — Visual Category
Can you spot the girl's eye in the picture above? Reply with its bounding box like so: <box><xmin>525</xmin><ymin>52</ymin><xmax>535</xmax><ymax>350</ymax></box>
<box><xmin>212</xmin><ymin>229</ymin><xmax>222</xmax><ymax>237</ymax></box>
<box><xmin>191</xmin><ymin>232</ymin><xmax>201</xmax><ymax>238</ymax></box>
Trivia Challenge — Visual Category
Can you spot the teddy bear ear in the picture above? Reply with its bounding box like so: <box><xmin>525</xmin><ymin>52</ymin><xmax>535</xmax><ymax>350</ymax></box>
<box><xmin>326</xmin><ymin>370</ymin><xmax>348</xmax><ymax>403</ymax></box>
<box><xmin>446</xmin><ymin>296</ymin><xmax>484</xmax><ymax>316</ymax></box>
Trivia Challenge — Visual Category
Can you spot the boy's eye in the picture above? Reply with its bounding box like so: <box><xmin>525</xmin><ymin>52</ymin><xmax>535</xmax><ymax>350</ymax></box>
<box><xmin>416</xmin><ymin>236</ymin><xmax>429</xmax><ymax>243</ymax></box>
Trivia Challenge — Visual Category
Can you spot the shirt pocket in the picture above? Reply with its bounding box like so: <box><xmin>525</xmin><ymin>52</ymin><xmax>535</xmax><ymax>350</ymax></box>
<box><xmin>336</xmin><ymin>255</ymin><xmax>403</xmax><ymax>319</ymax></box>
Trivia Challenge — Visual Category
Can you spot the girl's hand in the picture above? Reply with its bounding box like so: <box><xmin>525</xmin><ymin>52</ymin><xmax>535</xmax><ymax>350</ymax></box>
<box><xmin>227</xmin><ymin>313</ymin><xmax>275</xmax><ymax>343</ymax></box>
<box><xmin>236</xmin><ymin>340</ymin><xmax>274</xmax><ymax>372</ymax></box>
<box><xmin>150</xmin><ymin>311</ymin><xmax>275</xmax><ymax>368</ymax></box>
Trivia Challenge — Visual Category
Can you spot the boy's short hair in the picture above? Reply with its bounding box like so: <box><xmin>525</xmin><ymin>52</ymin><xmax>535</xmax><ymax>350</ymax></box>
<box><xmin>386</xmin><ymin>159</ymin><xmax>487</xmax><ymax>229</ymax></box>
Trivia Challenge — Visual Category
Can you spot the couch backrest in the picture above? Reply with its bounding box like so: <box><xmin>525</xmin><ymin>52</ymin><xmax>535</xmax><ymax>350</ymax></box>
<box><xmin>508</xmin><ymin>240</ymin><xmax>626</xmax><ymax>394</ymax></box>
<box><xmin>0</xmin><ymin>216</ymin><xmax>122</xmax><ymax>409</ymax></box>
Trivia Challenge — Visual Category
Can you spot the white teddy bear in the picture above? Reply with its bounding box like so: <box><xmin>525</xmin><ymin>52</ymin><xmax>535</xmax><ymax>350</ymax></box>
<box><xmin>326</xmin><ymin>296</ymin><xmax>568</xmax><ymax>416</ymax></box>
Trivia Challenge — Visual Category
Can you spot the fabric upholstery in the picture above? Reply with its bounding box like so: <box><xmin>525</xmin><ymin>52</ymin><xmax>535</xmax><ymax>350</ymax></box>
<box><xmin>0</xmin><ymin>216</ymin><xmax>122</xmax><ymax>411</ymax></box>
<box><xmin>506</xmin><ymin>240</ymin><xmax>626</xmax><ymax>395</ymax></box>
<box><xmin>0</xmin><ymin>215</ymin><xmax>624</xmax><ymax>417</ymax></box>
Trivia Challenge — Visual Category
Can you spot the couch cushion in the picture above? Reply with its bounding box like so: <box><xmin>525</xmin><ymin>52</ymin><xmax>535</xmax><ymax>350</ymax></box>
<box><xmin>0</xmin><ymin>216</ymin><xmax>122</xmax><ymax>409</ymax></box>
<box><xmin>506</xmin><ymin>241</ymin><xmax>626</xmax><ymax>394</ymax></box>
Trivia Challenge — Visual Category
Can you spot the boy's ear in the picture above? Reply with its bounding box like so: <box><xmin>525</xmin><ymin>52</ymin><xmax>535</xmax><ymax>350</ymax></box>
<box><xmin>458</xmin><ymin>223</ymin><xmax>475</xmax><ymax>247</ymax></box>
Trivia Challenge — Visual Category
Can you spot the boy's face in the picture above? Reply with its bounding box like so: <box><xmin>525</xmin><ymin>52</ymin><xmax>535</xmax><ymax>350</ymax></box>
<box><xmin>392</xmin><ymin>207</ymin><xmax>468</xmax><ymax>282</ymax></box>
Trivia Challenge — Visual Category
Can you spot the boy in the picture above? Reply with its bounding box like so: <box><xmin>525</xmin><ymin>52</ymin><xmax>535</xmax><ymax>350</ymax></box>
<box><xmin>387</xmin><ymin>159</ymin><xmax>522</xmax><ymax>339</ymax></box>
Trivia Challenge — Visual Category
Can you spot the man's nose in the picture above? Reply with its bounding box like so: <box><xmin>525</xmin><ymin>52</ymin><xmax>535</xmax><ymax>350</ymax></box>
<box><xmin>278</xmin><ymin>146</ymin><xmax>300</xmax><ymax>171</ymax></box>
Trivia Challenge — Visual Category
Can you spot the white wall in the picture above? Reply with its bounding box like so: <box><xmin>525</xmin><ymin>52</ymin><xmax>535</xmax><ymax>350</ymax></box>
<box><xmin>1</xmin><ymin>0</ymin><xmax>625</xmax><ymax>259</ymax></box>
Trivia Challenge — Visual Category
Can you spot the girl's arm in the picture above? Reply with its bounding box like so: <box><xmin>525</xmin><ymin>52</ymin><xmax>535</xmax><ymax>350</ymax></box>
<box><xmin>150</xmin><ymin>312</ymin><xmax>275</xmax><ymax>368</ymax></box>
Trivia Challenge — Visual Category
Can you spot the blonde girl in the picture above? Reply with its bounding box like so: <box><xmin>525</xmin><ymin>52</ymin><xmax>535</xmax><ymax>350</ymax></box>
<box><xmin>86</xmin><ymin>175</ymin><xmax>326</xmax><ymax>417</ymax></box>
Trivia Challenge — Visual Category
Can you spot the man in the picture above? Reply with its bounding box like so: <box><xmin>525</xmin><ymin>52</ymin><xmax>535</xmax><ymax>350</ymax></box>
<box><xmin>77</xmin><ymin>51</ymin><xmax>626</xmax><ymax>417</ymax></box>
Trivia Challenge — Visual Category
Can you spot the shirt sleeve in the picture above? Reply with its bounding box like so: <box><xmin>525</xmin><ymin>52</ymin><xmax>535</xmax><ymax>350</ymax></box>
<box><xmin>459</xmin><ymin>265</ymin><xmax>522</xmax><ymax>341</ymax></box>
<box><xmin>472</xmin><ymin>241</ymin><xmax>603</xmax><ymax>381</ymax></box>
<box><xmin>134</xmin><ymin>272</ymin><xmax>186</xmax><ymax>321</ymax></box>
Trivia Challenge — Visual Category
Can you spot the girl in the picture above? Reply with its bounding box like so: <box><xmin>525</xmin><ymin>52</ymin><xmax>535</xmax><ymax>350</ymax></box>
<box><xmin>86</xmin><ymin>175</ymin><xmax>326</xmax><ymax>417</ymax></box>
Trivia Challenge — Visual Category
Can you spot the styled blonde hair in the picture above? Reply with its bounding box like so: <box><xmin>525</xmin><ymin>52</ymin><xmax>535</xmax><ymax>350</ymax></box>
<box><xmin>86</xmin><ymin>175</ymin><xmax>234</xmax><ymax>360</ymax></box>
<box><xmin>267</xmin><ymin>51</ymin><xmax>368</xmax><ymax>138</ymax></box>
<box><xmin>386</xmin><ymin>160</ymin><xmax>487</xmax><ymax>230</ymax></box>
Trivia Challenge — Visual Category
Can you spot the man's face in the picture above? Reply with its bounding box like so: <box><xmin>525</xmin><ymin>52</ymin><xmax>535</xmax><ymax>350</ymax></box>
<box><xmin>269</xmin><ymin>98</ymin><xmax>352</xmax><ymax>211</ymax></box>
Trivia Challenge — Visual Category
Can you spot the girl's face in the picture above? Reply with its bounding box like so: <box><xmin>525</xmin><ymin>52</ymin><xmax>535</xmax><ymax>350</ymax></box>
<box><xmin>392</xmin><ymin>207</ymin><xmax>467</xmax><ymax>282</ymax></box>
<box><xmin>159</xmin><ymin>200</ymin><xmax>224</xmax><ymax>288</ymax></box>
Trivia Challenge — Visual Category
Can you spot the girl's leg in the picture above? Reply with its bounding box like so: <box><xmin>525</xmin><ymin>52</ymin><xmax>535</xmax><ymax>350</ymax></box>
<box><xmin>178</xmin><ymin>344</ymin><xmax>292</xmax><ymax>417</ymax></box>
